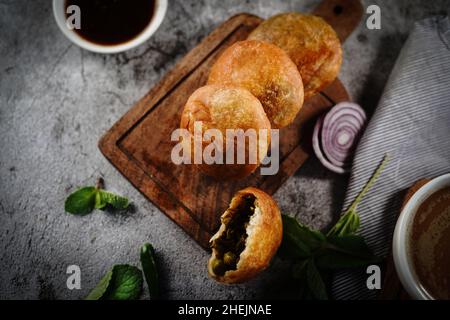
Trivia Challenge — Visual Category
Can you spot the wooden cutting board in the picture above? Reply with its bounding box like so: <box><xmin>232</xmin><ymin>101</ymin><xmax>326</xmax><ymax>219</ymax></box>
<box><xmin>378</xmin><ymin>179</ymin><xmax>430</xmax><ymax>300</ymax></box>
<box><xmin>99</xmin><ymin>0</ymin><xmax>363</xmax><ymax>249</ymax></box>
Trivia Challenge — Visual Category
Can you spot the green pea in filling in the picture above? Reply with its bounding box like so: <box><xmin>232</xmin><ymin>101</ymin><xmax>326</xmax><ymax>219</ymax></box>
<box><xmin>210</xmin><ymin>195</ymin><xmax>256</xmax><ymax>276</ymax></box>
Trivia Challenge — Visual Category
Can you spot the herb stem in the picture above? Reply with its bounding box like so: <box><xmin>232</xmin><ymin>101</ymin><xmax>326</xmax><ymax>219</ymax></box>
<box><xmin>326</xmin><ymin>154</ymin><xmax>389</xmax><ymax>237</ymax></box>
<box><xmin>347</xmin><ymin>154</ymin><xmax>389</xmax><ymax>213</ymax></box>
<box><xmin>96</xmin><ymin>177</ymin><xmax>104</xmax><ymax>190</ymax></box>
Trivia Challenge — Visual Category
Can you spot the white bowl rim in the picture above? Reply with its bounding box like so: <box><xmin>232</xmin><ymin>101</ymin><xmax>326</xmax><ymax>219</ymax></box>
<box><xmin>52</xmin><ymin>0</ymin><xmax>168</xmax><ymax>54</ymax></box>
<box><xmin>393</xmin><ymin>173</ymin><xmax>450</xmax><ymax>300</ymax></box>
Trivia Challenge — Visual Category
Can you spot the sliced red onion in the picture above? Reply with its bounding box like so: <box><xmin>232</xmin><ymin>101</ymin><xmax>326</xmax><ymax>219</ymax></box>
<box><xmin>312</xmin><ymin>102</ymin><xmax>367</xmax><ymax>174</ymax></box>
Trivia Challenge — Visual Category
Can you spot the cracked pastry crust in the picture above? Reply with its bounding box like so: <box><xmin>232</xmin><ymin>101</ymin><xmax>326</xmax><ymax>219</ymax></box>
<box><xmin>208</xmin><ymin>187</ymin><xmax>282</xmax><ymax>284</ymax></box>
<box><xmin>180</xmin><ymin>84</ymin><xmax>271</xmax><ymax>180</ymax></box>
<box><xmin>248</xmin><ymin>13</ymin><xmax>342</xmax><ymax>99</ymax></box>
<box><xmin>208</xmin><ymin>40</ymin><xmax>304</xmax><ymax>128</ymax></box>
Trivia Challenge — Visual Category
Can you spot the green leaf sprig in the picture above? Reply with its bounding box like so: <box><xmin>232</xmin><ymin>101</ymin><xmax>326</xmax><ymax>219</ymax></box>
<box><xmin>140</xmin><ymin>243</ymin><xmax>160</xmax><ymax>299</ymax></box>
<box><xmin>65</xmin><ymin>178</ymin><xmax>129</xmax><ymax>215</ymax></box>
<box><xmin>85</xmin><ymin>265</ymin><xmax>143</xmax><ymax>300</ymax></box>
<box><xmin>279</xmin><ymin>154</ymin><xmax>389</xmax><ymax>300</ymax></box>
<box><xmin>85</xmin><ymin>243</ymin><xmax>160</xmax><ymax>300</ymax></box>
<box><xmin>327</xmin><ymin>154</ymin><xmax>389</xmax><ymax>237</ymax></box>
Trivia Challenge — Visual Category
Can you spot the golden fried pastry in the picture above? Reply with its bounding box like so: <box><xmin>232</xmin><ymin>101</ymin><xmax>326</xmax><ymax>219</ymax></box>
<box><xmin>208</xmin><ymin>187</ymin><xmax>282</xmax><ymax>284</ymax></box>
<box><xmin>180</xmin><ymin>84</ymin><xmax>271</xmax><ymax>180</ymax></box>
<box><xmin>248</xmin><ymin>13</ymin><xmax>342</xmax><ymax>99</ymax></box>
<box><xmin>208</xmin><ymin>40</ymin><xmax>304</xmax><ymax>128</ymax></box>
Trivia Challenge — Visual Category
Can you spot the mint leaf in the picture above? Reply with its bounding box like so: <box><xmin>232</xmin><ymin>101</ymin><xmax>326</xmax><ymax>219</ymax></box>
<box><xmin>327</xmin><ymin>235</ymin><xmax>373</xmax><ymax>256</ymax></box>
<box><xmin>292</xmin><ymin>260</ymin><xmax>332</xmax><ymax>300</ymax></box>
<box><xmin>85</xmin><ymin>265</ymin><xmax>142</xmax><ymax>300</ymax></box>
<box><xmin>65</xmin><ymin>187</ymin><xmax>97</xmax><ymax>215</ymax></box>
<box><xmin>95</xmin><ymin>191</ymin><xmax>107</xmax><ymax>210</ymax></box>
<box><xmin>292</xmin><ymin>260</ymin><xmax>308</xmax><ymax>281</ymax></box>
<box><xmin>316</xmin><ymin>250</ymin><xmax>379</xmax><ymax>270</ymax></box>
<box><xmin>316</xmin><ymin>235</ymin><xmax>380</xmax><ymax>270</ymax></box>
<box><xmin>102</xmin><ymin>265</ymin><xmax>143</xmax><ymax>300</ymax></box>
<box><xmin>291</xmin><ymin>260</ymin><xmax>310</xmax><ymax>299</ymax></box>
<box><xmin>327</xmin><ymin>154</ymin><xmax>389</xmax><ymax>237</ymax></box>
<box><xmin>64</xmin><ymin>181</ymin><xmax>129</xmax><ymax>215</ymax></box>
<box><xmin>306</xmin><ymin>259</ymin><xmax>328</xmax><ymax>300</ymax></box>
<box><xmin>279</xmin><ymin>155</ymin><xmax>388</xmax><ymax>300</ymax></box>
<box><xmin>84</xmin><ymin>269</ymin><xmax>113</xmax><ymax>300</ymax></box>
<box><xmin>278</xmin><ymin>215</ymin><xmax>325</xmax><ymax>260</ymax></box>
<box><xmin>140</xmin><ymin>243</ymin><xmax>159</xmax><ymax>299</ymax></box>
<box><xmin>99</xmin><ymin>190</ymin><xmax>129</xmax><ymax>210</ymax></box>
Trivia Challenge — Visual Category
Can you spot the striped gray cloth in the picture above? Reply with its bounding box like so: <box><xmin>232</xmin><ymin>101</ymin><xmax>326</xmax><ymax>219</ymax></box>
<box><xmin>332</xmin><ymin>16</ymin><xmax>450</xmax><ymax>300</ymax></box>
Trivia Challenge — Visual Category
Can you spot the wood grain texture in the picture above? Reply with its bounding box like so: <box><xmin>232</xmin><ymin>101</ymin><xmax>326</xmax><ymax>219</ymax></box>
<box><xmin>313</xmin><ymin>0</ymin><xmax>363</xmax><ymax>42</ymax></box>
<box><xmin>378</xmin><ymin>179</ymin><xmax>430</xmax><ymax>300</ymax></box>
<box><xmin>99</xmin><ymin>1</ymin><xmax>363</xmax><ymax>249</ymax></box>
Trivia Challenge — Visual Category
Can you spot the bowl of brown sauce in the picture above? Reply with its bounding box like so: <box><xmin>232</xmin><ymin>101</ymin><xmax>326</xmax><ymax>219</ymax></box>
<box><xmin>393</xmin><ymin>173</ymin><xmax>450</xmax><ymax>300</ymax></box>
<box><xmin>53</xmin><ymin>0</ymin><xmax>167</xmax><ymax>53</ymax></box>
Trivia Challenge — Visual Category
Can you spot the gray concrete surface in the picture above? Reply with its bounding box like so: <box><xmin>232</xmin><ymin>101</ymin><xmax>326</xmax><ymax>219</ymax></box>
<box><xmin>0</xmin><ymin>0</ymin><xmax>449</xmax><ymax>300</ymax></box>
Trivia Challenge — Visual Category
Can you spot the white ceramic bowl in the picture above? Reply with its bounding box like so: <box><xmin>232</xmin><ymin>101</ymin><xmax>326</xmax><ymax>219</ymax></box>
<box><xmin>393</xmin><ymin>173</ymin><xmax>450</xmax><ymax>300</ymax></box>
<box><xmin>53</xmin><ymin>0</ymin><xmax>167</xmax><ymax>54</ymax></box>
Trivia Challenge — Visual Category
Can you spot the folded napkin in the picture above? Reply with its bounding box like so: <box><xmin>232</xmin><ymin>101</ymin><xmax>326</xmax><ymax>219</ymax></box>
<box><xmin>332</xmin><ymin>16</ymin><xmax>450</xmax><ymax>300</ymax></box>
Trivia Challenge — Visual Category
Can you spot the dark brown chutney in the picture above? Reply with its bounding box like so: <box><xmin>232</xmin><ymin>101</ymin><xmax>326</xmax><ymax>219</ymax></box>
<box><xmin>65</xmin><ymin>0</ymin><xmax>155</xmax><ymax>45</ymax></box>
